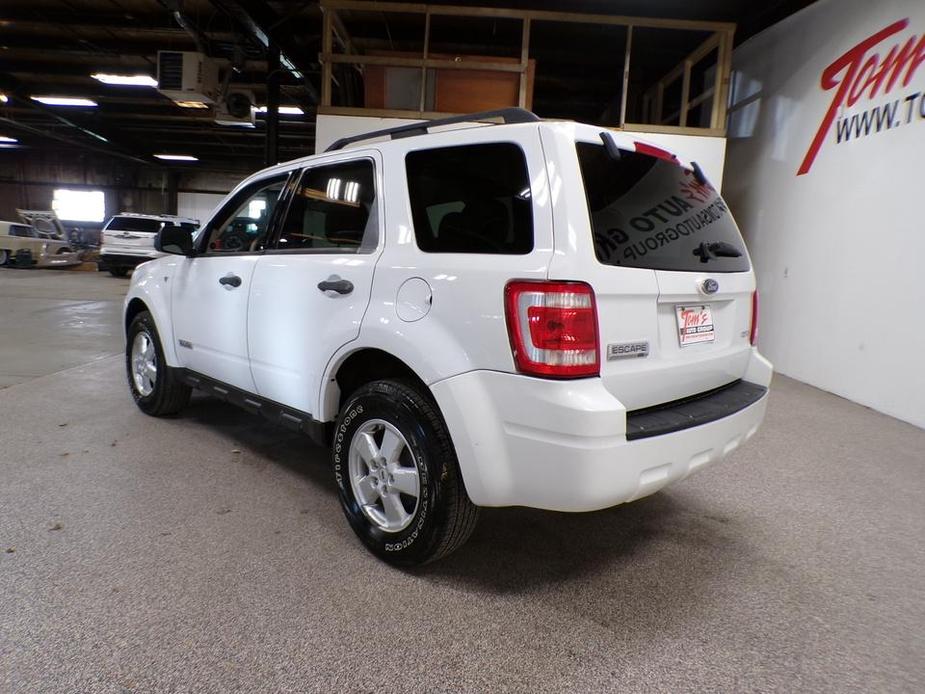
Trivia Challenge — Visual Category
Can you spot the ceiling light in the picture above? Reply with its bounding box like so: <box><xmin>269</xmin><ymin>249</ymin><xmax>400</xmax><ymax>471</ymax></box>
<box><xmin>174</xmin><ymin>100</ymin><xmax>209</xmax><ymax>109</ymax></box>
<box><xmin>91</xmin><ymin>73</ymin><xmax>158</xmax><ymax>87</ymax></box>
<box><xmin>32</xmin><ymin>96</ymin><xmax>98</xmax><ymax>107</ymax></box>
<box><xmin>0</xmin><ymin>136</ymin><xmax>18</xmax><ymax>143</ymax></box>
<box><xmin>0</xmin><ymin>94</ymin><xmax>8</xmax><ymax>104</ymax></box>
<box><xmin>154</xmin><ymin>154</ymin><xmax>199</xmax><ymax>162</ymax></box>
<box><xmin>257</xmin><ymin>105</ymin><xmax>304</xmax><ymax>115</ymax></box>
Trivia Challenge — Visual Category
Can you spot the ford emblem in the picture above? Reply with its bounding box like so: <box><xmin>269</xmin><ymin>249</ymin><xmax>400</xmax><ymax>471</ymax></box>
<box><xmin>701</xmin><ymin>278</ymin><xmax>719</xmax><ymax>295</ymax></box>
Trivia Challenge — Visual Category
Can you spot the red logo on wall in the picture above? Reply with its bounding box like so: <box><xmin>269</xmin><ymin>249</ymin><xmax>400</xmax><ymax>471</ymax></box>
<box><xmin>798</xmin><ymin>19</ymin><xmax>925</xmax><ymax>175</ymax></box>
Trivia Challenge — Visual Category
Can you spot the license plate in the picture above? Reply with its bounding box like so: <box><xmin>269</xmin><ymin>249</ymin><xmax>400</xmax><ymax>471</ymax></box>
<box><xmin>675</xmin><ymin>305</ymin><xmax>715</xmax><ymax>346</ymax></box>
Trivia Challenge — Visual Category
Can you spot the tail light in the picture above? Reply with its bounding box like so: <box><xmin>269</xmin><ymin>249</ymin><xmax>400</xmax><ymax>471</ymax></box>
<box><xmin>504</xmin><ymin>280</ymin><xmax>600</xmax><ymax>378</ymax></box>
<box><xmin>749</xmin><ymin>290</ymin><xmax>759</xmax><ymax>346</ymax></box>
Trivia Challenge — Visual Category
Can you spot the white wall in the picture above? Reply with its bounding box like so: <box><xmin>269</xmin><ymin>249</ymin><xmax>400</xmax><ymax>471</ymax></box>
<box><xmin>316</xmin><ymin>114</ymin><xmax>727</xmax><ymax>185</ymax></box>
<box><xmin>177</xmin><ymin>192</ymin><xmax>226</xmax><ymax>226</ymax></box>
<box><xmin>724</xmin><ymin>0</ymin><xmax>925</xmax><ymax>428</ymax></box>
<box><xmin>315</xmin><ymin>114</ymin><xmax>421</xmax><ymax>154</ymax></box>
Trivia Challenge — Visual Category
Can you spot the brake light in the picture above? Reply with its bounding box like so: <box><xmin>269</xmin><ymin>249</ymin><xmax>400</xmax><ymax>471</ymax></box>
<box><xmin>504</xmin><ymin>280</ymin><xmax>600</xmax><ymax>378</ymax></box>
<box><xmin>633</xmin><ymin>141</ymin><xmax>679</xmax><ymax>163</ymax></box>
<box><xmin>750</xmin><ymin>290</ymin><xmax>759</xmax><ymax>346</ymax></box>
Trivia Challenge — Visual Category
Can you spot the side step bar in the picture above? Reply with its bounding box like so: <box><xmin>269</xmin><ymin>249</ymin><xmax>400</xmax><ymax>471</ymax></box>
<box><xmin>176</xmin><ymin>368</ymin><xmax>331</xmax><ymax>447</ymax></box>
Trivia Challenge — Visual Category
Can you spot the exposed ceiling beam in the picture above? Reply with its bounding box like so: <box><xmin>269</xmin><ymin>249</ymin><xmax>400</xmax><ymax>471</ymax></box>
<box><xmin>0</xmin><ymin>115</ymin><xmax>152</xmax><ymax>165</ymax></box>
<box><xmin>1</xmin><ymin>19</ymin><xmax>233</xmax><ymax>41</ymax></box>
<box><xmin>208</xmin><ymin>0</ymin><xmax>320</xmax><ymax>104</ymax></box>
<box><xmin>0</xmin><ymin>73</ymin><xmax>153</xmax><ymax>164</ymax></box>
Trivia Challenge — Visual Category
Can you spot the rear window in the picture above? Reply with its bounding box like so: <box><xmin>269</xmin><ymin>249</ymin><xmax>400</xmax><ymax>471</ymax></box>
<box><xmin>576</xmin><ymin>142</ymin><xmax>750</xmax><ymax>273</ymax></box>
<box><xmin>105</xmin><ymin>217</ymin><xmax>162</xmax><ymax>233</ymax></box>
<box><xmin>105</xmin><ymin>217</ymin><xmax>196</xmax><ymax>233</ymax></box>
<box><xmin>405</xmin><ymin>143</ymin><xmax>533</xmax><ymax>255</ymax></box>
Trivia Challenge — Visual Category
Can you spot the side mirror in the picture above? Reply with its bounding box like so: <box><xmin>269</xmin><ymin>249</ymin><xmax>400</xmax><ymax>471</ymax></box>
<box><xmin>155</xmin><ymin>226</ymin><xmax>195</xmax><ymax>256</ymax></box>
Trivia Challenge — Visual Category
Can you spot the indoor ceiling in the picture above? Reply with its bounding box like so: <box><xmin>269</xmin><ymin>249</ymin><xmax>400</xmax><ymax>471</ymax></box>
<box><xmin>0</xmin><ymin>0</ymin><xmax>817</xmax><ymax>171</ymax></box>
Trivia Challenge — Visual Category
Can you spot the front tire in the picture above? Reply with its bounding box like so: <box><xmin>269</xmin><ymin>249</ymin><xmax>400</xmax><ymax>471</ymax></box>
<box><xmin>0</xmin><ymin>249</ymin><xmax>8</xmax><ymax>266</ymax></box>
<box><xmin>333</xmin><ymin>380</ymin><xmax>479</xmax><ymax>566</ymax></box>
<box><xmin>126</xmin><ymin>311</ymin><xmax>191</xmax><ymax>416</ymax></box>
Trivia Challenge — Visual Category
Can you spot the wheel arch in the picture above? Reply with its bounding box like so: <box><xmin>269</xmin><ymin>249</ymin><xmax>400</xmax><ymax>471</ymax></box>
<box><xmin>123</xmin><ymin>266</ymin><xmax>181</xmax><ymax>367</ymax></box>
<box><xmin>124</xmin><ymin>297</ymin><xmax>149</xmax><ymax>336</ymax></box>
<box><xmin>321</xmin><ymin>347</ymin><xmax>431</xmax><ymax>422</ymax></box>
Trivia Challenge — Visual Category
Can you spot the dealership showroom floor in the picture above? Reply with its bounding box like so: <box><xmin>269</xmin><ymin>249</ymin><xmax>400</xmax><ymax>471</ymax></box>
<box><xmin>2</xmin><ymin>269</ymin><xmax>923</xmax><ymax>691</ymax></box>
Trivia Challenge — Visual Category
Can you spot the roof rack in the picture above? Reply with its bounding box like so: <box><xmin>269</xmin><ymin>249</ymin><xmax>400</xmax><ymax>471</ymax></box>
<box><xmin>324</xmin><ymin>107</ymin><xmax>540</xmax><ymax>152</ymax></box>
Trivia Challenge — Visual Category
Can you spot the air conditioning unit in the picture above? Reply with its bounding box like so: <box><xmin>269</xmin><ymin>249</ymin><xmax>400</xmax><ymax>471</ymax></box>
<box><xmin>157</xmin><ymin>51</ymin><xmax>220</xmax><ymax>104</ymax></box>
<box><xmin>215</xmin><ymin>90</ymin><xmax>256</xmax><ymax>127</ymax></box>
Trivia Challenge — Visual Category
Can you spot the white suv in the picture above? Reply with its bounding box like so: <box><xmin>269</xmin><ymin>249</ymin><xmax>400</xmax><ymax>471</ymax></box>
<box><xmin>123</xmin><ymin>109</ymin><xmax>772</xmax><ymax>565</ymax></box>
<box><xmin>100</xmin><ymin>213</ymin><xmax>198</xmax><ymax>277</ymax></box>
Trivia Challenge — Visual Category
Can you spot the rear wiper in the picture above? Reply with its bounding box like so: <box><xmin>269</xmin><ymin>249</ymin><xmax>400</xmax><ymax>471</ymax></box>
<box><xmin>691</xmin><ymin>161</ymin><xmax>709</xmax><ymax>186</ymax></box>
<box><xmin>600</xmin><ymin>131</ymin><xmax>623</xmax><ymax>161</ymax></box>
<box><xmin>693</xmin><ymin>241</ymin><xmax>742</xmax><ymax>263</ymax></box>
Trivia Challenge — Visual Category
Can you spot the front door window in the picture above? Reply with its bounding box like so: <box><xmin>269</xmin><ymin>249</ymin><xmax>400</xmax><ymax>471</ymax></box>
<box><xmin>205</xmin><ymin>178</ymin><xmax>287</xmax><ymax>253</ymax></box>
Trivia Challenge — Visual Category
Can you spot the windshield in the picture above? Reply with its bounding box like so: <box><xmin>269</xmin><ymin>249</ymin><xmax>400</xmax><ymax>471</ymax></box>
<box><xmin>576</xmin><ymin>142</ymin><xmax>750</xmax><ymax>273</ymax></box>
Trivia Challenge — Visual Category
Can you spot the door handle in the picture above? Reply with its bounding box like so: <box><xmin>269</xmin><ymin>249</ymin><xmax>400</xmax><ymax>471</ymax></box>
<box><xmin>317</xmin><ymin>276</ymin><xmax>354</xmax><ymax>295</ymax></box>
<box><xmin>219</xmin><ymin>274</ymin><xmax>242</xmax><ymax>288</ymax></box>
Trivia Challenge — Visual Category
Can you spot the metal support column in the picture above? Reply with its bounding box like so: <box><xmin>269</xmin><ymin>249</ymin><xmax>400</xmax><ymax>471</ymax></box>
<box><xmin>265</xmin><ymin>43</ymin><xmax>280</xmax><ymax>167</ymax></box>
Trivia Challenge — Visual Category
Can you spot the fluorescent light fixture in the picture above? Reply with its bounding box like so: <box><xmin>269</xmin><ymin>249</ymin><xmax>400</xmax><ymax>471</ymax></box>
<box><xmin>0</xmin><ymin>136</ymin><xmax>18</xmax><ymax>143</ymax></box>
<box><xmin>91</xmin><ymin>73</ymin><xmax>158</xmax><ymax>87</ymax></box>
<box><xmin>344</xmin><ymin>180</ymin><xmax>360</xmax><ymax>204</ymax></box>
<box><xmin>154</xmin><ymin>154</ymin><xmax>199</xmax><ymax>162</ymax></box>
<box><xmin>174</xmin><ymin>100</ymin><xmax>209</xmax><ymax>109</ymax></box>
<box><xmin>281</xmin><ymin>56</ymin><xmax>303</xmax><ymax>80</ymax></box>
<box><xmin>256</xmin><ymin>105</ymin><xmax>304</xmax><ymax>115</ymax></box>
<box><xmin>32</xmin><ymin>96</ymin><xmax>98</xmax><ymax>107</ymax></box>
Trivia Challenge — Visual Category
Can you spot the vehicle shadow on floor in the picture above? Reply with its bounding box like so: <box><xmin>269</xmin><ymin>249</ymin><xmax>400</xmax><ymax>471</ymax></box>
<box><xmin>182</xmin><ymin>391</ymin><xmax>337</xmax><ymax>490</ymax></box>
<box><xmin>181</xmin><ymin>393</ymin><xmax>748</xmax><ymax>595</ymax></box>
<box><xmin>423</xmin><ymin>493</ymin><xmax>746</xmax><ymax>594</ymax></box>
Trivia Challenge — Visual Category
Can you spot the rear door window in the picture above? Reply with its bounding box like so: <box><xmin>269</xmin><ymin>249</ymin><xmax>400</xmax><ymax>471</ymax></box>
<box><xmin>405</xmin><ymin>143</ymin><xmax>533</xmax><ymax>254</ymax></box>
<box><xmin>274</xmin><ymin>159</ymin><xmax>376</xmax><ymax>253</ymax></box>
<box><xmin>576</xmin><ymin>142</ymin><xmax>750</xmax><ymax>273</ymax></box>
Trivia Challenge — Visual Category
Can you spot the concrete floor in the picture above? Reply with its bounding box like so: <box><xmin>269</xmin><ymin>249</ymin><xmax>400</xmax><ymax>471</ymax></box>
<box><xmin>0</xmin><ymin>268</ymin><xmax>128</xmax><ymax>387</ymax></box>
<box><xmin>1</xmin><ymin>270</ymin><xmax>923</xmax><ymax>693</ymax></box>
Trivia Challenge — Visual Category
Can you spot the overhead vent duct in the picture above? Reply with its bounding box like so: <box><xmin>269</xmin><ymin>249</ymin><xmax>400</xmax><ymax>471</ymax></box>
<box><xmin>157</xmin><ymin>51</ymin><xmax>220</xmax><ymax>105</ymax></box>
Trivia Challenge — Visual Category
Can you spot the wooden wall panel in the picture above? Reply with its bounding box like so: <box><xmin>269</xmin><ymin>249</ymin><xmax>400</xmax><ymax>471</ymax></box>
<box><xmin>362</xmin><ymin>51</ymin><xmax>534</xmax><ymax>112</ymax></box>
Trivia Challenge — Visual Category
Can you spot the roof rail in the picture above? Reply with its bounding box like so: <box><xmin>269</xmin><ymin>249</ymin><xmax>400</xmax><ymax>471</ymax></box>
<box><xmin>324</xmin><ymin>107</ymin><xmax>540</xmax><ymax>152</ymax></box>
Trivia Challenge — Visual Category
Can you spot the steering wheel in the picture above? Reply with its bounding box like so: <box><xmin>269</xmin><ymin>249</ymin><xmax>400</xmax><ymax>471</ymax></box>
<box><xmin>221</xmin><ymin>230</ymin><xmax>249</xmax><ymax>252</ymax></box>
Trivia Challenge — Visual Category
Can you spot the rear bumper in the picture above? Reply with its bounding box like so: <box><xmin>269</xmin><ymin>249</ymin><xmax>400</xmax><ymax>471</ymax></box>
<box><xmin>36</xmin><ymin>251</ymin><xmax>81</xmax><ymax>268</ymax></box>
<box><xmin>431</xmin><ymin>349</ymin><xmax>773</xmax><ymax>511</ymax></box>
<box><xmin>99</xmin><ymin>252</ymin><xmax>158</xmax><ymax>270</ymax></box>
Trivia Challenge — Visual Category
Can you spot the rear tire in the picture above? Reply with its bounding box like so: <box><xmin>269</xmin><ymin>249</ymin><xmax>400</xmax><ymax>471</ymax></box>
<box><xmin>333</xmin><ymin>379</ymin><xmax>479</xmax><ymax>566</ymax></box>
<box><xmin>0</xmin><ymin>249</ymin><xmax>8</xmax><ymax>266</ymax></box>
<box><xmin>126</xmin><ymin>311</ymin><xmax>191</xmax><ymax>416</ymax></box>
<box><xmin>109</xmin><ymin>267</ymin><xmax>129</xmax><ymax>277</ymax></box>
